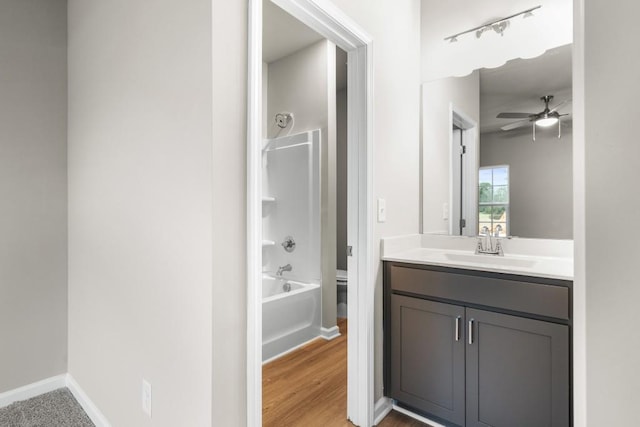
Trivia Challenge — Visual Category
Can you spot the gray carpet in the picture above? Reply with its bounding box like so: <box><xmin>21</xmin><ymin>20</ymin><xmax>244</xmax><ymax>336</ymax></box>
<box><xmin>0</xmin><ymin>388</ymin><xmax>94</xmax><ymax>427</ymax></box>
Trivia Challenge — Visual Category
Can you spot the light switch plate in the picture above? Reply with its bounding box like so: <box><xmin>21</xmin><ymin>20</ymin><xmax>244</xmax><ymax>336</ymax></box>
<box><xmin>377</xmin><ymin>198</ymin><xmax>386</xmax><ymax>223</ymax></box>
<box><xmin>142</xmin><ymin>379</ymin><xmax>152</xmax><ymax>418</ymax></box>
<box><xmin>443</xmin><ymin>202</ymin><xmax>449</xmax><ymax>220</ymax></box>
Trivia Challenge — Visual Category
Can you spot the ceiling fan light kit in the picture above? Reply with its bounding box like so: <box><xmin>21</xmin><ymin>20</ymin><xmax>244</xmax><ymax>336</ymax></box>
<box><xmin>498</xmin><ymin>95</ymin><xmax>571</xmax><ymax>141</ymax></box>
<box><xmin>532</xmin><ymin>116</ymin><xmax>562</xmax><ymax>141</ymax></box>
<box><xmin>535</xmin><ymin>116</ymin><xmax>559</xmax><ymax>127</ymax></box>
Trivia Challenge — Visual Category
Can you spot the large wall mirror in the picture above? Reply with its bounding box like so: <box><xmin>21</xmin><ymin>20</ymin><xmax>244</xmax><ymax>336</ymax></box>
<box><xmin>420</xmin><ymin>0</ymin><xmax>573</xmax><ymax>240</ymax></box>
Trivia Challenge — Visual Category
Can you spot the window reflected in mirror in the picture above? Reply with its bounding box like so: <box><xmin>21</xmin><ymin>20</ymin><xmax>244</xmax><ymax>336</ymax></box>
<box><xmin>479</xmin><ymin>166</ymin><xmax>509</xmax><ymax>237</ymax></box>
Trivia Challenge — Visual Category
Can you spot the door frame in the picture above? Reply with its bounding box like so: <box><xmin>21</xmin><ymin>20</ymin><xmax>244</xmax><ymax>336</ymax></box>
<box><xmin>572</xmin><ymin>0</ymin><xmax>586</xmax><ymax>425</ymax></box>
<box><xmin>246</xmin><ymin>0</ymin><xmax>374</xmax><ymax>425</ymax></box>
<box><xmin>448</xmin><ymin>106</ymin><xmax>478</xmax><ymax>237</ymax></box>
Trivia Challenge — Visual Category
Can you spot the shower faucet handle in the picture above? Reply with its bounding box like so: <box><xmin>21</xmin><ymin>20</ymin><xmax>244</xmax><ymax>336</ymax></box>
<box><xmin>281</xmin><ymin>236</ymin><xmax>296</xmax><ymax>252</ymax></box>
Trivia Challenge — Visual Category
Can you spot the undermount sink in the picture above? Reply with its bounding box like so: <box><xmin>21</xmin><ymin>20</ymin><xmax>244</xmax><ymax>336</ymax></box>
<box><xmin>444</xmin><ymin>252</ymin><xmax>538</xmax><ymax>268</ymax></box>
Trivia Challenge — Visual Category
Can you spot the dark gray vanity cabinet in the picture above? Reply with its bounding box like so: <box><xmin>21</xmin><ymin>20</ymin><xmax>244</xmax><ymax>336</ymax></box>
<box><xmin>384</xmin><ymin>261</ymin><xmax>572</xmax><ymax>427</ymax></box>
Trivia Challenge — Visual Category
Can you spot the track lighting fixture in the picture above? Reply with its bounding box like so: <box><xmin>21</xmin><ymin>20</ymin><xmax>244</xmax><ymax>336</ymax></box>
<box><xmin>444</xmin><ymin>5</ymin><xmax>541</xmax><ymax>43</ymax></box>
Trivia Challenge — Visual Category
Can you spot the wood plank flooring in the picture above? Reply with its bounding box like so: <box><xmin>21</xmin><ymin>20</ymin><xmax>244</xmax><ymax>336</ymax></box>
<box><xmin>263</xmin><ymin>318</ymin><xmax>430</xmax><ymax>427</ymax></box>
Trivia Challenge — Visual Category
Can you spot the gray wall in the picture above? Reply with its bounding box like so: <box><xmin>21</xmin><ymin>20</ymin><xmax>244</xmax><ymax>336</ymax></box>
<box><xmin>0</xmin><ymin>0</ymin><xmax>67</xmax><ymax>394</ymax></box>
<box><xmin>212</xmin><ymin>0</ymin><xmax>247</xmax><ymax>423</ymax></box>
<box><xmin>422</xmin><ymin>72</ymin><xmax>480</xmax><ymax>234</ymax></box>
<box><xmin>67</xmin><ymin>1</ymin><xmax>213</xmax><ymax>425</ymax></box>
<box><xmin>266</xmin><ymin>40</ymin><xmax>338</xmax><ymax>330</ymax></box>
<box><xmin>266</xmin><ymin>41</ymin><xmax>334</xmax><ymax>138</ymax></box>
<box><xmin>585</xmin><ymin>0</ymin><xmax>640</xmax><ymax>424</ymax></box>
<box><xmin>336</xmin><ymin>88</ymin><xmax>348</xmax><ymax>272</ymax></box>
<box><xmin>480</xmin><ymin>127</ymin><xmax>573</xmax><ymax>239</ymax></box>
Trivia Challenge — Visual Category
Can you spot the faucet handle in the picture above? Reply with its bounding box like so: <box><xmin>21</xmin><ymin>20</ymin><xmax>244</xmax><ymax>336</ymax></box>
<box><xmin>281</xmin><ymin>236</ymin><xmax>296</xmax><ymax>253</ymax></box>
<box><xmin>494</xmin><ymin>239</ymin><xmax>504</xmax><ymax>256</ymax></box>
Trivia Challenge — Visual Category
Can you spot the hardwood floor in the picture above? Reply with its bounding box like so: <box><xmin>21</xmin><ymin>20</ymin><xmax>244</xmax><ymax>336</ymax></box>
<box><xmin>263</xmin><ymin>318</ymin><xmax>430</xmax><ymax>427</ymax></box>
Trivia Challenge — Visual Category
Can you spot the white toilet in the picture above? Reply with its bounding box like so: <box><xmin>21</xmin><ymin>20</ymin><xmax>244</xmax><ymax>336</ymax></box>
<box><xmin>337</xmin><ymin>269</ymin><xmax>348</xmax><ymax>318</ymax></box>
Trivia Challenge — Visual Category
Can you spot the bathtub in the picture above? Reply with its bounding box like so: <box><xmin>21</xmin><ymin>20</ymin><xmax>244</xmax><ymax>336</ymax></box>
<box><xmin>262</xmin><ymin>274</ymin><xmax>321</xmax><ymax>362</ymax></box>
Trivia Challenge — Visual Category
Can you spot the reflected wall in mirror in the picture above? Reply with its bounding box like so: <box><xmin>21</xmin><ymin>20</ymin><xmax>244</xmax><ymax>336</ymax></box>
<box><xmin>421</xmin><ymin>1</ymin><xmax>573</xmax><ymax>240</ymax></box>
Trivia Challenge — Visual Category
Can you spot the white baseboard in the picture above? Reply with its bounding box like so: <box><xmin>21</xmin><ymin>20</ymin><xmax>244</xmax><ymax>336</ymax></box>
<box><xmin>65</xmin><ymin>374</ymin><xmax>111</xmax><ymax>427</ymax></box>
<box><xmin>0</xmin><ymin>373</ymin><xmax>110</xmax><ymax>427</ymax></box>
<box><xmin>320</xmin><ymin>326</ymin><xmax>341</xmax><ymax>341</ymax></box>
<box><xmin>373</xmin><ymin>397</ymin><xmax>393</xmax><ymax>425</ymax></box>
<box><xmin>0</xmin><ymin>375</ymin><xmax>66</xmax><ymax>409</ymax></box>
<box><xmin>392</xmin><ymin>404</ymin><xmax>447</xmax><ymax>427</ymax></box>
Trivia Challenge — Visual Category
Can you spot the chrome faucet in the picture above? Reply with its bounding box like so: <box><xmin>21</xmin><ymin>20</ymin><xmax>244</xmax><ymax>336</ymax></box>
<box><xmin>475</xmin><ymin>227</ymin><xmax>504</xmax><ymax>256</ymax></box>
<box><xmin>276</xmin><ymin>264</ymin><xmax>292</xmax><ymax>276</ymax></box>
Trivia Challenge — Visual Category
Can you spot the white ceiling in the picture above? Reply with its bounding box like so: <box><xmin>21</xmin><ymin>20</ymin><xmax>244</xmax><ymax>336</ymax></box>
<box><xmin>422</xmin><ymin>0</ymin><xmax>573</xmax><ymax>81</ymax></box>
<box><xmin>263</xmin><ymin>0</ymin><xmax>347</xmax><ymax>90</ymax></box>
<box><xmin>480</xmin><ymin>43</ymin><xmax>572</xmax><ymax>134</ymax></box>
<box><xmin>262</xmin><ymin>0</ymin><xmax>570</xmax><ymax>133</ymax></box>
<box><xmin>262</xmin><ymin>0</ymin><xmax>323</xmax><ymax>64</ymax></box>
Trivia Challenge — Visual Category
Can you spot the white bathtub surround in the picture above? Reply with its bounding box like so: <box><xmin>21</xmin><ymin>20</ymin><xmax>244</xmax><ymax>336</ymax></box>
<box><xmin>382</xmin><ymin>234</ymin><xmax>573</xmax><ymax>280</ymax></box>
<box><xmin>262</xmin><ymin>275</ymin><xmax>321</xmax><ymax>362</ymax></box>
<box><xmin>262</xmin><ymin>130</ymin><xmax>321</xmax><ymax>283</ymax></box>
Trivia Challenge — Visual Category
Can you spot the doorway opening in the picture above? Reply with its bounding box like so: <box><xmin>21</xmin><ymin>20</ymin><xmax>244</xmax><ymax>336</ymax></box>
<box><xmin>247</xmin><ymin>0</ymin><xmax>374</xmax><ymax>425</ymax></box>
<box><xmin>449</xmin><ymin>108</ymin><xmax>478</xmax><ymax>237</ymax></box>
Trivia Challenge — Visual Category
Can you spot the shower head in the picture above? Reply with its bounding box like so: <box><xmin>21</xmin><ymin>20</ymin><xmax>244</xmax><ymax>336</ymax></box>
<box><xmin>275</xmin><ymin>112</ymin><xmax>293</xmax><ymax>129</ymax></box>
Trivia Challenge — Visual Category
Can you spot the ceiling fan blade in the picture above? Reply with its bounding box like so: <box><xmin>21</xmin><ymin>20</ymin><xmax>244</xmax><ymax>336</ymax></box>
<box><xmin>497</xmin><ymin>112</ymin><xmax>533</xmax><ymax>119</ymax></box>
<box><xmin>501</xmin><ymin>119</ymin><xmax>531</xmax><ymax>131</ymax></box>
<box><xmin>549</xmin><ymin>99</ymin><xmax>572</xmax><ymax>113</ymax></box>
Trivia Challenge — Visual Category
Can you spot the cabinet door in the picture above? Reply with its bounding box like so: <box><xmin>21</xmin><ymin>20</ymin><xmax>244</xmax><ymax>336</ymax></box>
<box><xmin>390</xmin><ymin>295</ymin><xmax>465</xmax><ymax>426</ymax></box>
<box><xmin>466</xmin><ymin>308</ymin><xmax>570</xmax><ymax>427</ymax></box>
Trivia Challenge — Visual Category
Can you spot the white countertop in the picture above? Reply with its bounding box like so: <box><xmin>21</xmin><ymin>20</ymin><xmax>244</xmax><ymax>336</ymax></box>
<box><xmin>382</xmin><ymin>234</ymin><xmax>574</xmax><ymax>281</ymax></box>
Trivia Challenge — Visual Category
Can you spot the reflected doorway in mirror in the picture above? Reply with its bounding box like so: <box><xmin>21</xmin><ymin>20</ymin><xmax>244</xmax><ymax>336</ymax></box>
<box><xmin>450</xmin><ymin>108</ymin><xmax>478</xmax><ymax>237</ymax></box>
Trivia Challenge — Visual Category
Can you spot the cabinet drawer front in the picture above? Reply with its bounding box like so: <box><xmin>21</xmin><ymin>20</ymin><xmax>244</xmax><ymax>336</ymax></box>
<box><xmin>389</xmin><ymin>264</ymin><xmax>569</xmax><ymax>320</ymax></box>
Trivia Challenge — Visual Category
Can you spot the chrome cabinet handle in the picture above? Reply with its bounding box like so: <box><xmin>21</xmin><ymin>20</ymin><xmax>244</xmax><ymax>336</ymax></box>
<box><xmin>455</xmin><ymin>316</ymin><xmax>461</xmax><ymax>341</ymax></box>
<box><xmin>468</xmin><ymin>319</ymin><xmax>475</xmax><ymax>344</ymax></box>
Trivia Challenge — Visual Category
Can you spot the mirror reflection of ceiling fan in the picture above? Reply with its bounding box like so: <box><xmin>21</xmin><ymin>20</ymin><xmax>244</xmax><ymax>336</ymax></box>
<box><xmin>497</xmin><ymin>95</ymin><xmax>571</xmax><ymax>141</ymax></box>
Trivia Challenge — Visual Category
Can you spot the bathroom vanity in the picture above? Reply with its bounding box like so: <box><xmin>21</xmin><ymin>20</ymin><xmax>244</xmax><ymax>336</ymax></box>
<box><xmin>382</xmin><ymin>236</ymin><xmax>573</xmax><ymax>427</ymax></box>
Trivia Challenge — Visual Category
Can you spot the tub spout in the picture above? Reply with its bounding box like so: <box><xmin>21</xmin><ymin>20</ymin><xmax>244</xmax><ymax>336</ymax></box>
<box><xmin>276</xmin><ymin>264</ymin><xmax>292</xmax><ymax>276</ymax></box>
